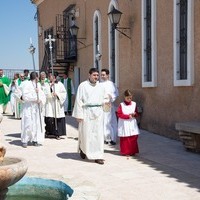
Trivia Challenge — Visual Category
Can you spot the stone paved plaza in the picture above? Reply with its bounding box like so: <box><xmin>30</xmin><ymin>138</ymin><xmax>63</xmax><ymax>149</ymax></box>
<box><xmin>0</xmin><ymin>105</ymin><xmax>200</xmax><ymax>199</ymax></box>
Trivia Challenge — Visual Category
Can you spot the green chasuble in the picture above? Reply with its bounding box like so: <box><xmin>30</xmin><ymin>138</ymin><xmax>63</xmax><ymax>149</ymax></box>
<box><xmin>0</xmin><ymin>75</ymin><xmax>11</xmax><ymax>105</ymax></box>
<box><xmin>61</xmin><ymin>77</ymin><xmax>72</xmax><ymax>111</ymax></box>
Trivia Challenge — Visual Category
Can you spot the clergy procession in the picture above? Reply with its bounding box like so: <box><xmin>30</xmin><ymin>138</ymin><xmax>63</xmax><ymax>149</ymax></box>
<box><xmin>0</xmin><ymin>67</ymin><xmax>140</xmax><ymax>165</ymax></box>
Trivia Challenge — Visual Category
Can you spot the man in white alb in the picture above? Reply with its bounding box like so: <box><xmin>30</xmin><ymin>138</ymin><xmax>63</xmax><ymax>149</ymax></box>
<box><xmin>100</xmin><ymin>69</ymin><xmax>119</xmax><ymax>145</ymax></box>
<box><xmin>72</xmin><ymin>68</ymin><xmax>106</xmax><ymax>165</ymax></box>
<box><xmin>20</xmin><ymin>72</ymin><xmax>46</xmax><ymax>148</ymax></box>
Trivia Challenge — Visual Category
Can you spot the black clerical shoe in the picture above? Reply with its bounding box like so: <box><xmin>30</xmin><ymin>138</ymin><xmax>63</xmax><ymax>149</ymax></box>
<box><xmin>80</xmin><ymin>149</ymin><xmax>86</xmax><ymax>159</ymax></box>
<box><xmin>32</xmin><ymin>141</ymin><xmax>42</xmax><ymax>146</ymax></box>
<box><xmin>95</xmin><ymin>159</ymin><xmax>104</xmax><ymax>165</ymax></box>
<box><xmin>110</xmin><ymin>141</ymin><xmax>116</xmax><ymax>145</ymax></box>
<box><xmin>55</xmin><ymin>136</ymin><xmax>61</xmax><ymax>140</ymax></box>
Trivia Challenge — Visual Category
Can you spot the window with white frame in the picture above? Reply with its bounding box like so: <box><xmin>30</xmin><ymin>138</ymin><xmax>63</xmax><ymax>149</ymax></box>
<box><xmin>108</xmin><ymin>0</ymin><xmax>119</xmax><ymax>85</ymax></box>
<box><xmin>142</xmin><ymin>0</ymin><xmax>157</xmax><ymax>87</ymax></box>
<box><xmin>93</xmin><ymin>11</ymin><xmax>102</xmax><ymax>70</ymax></box>
<box><xmin>173</xmin><ymin>0</ymin><xmax>194</xmax><ymax>86</ymax></box>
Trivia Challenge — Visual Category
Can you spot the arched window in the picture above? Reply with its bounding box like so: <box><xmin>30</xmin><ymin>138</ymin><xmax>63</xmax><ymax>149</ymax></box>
<box><xmin>93</xmin><ymin>10</ymin><xmax>102</xmax><ymax>70</ymax></box>
<box><xmin>108</xmin><ymin>0</ymin><xmax>119</xmax><ymax>85</ymax></box>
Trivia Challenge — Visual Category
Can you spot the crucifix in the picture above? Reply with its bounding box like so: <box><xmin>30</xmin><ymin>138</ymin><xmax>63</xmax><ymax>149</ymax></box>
<box><xmin>45</xmin><ymin>34</ymin><xmax>56</xmax><ymax>75</ymax></box>
<box><xmin>44</xmin><ymin>34</ymin><xmax>58</xmax><ymax>132</ymax></box>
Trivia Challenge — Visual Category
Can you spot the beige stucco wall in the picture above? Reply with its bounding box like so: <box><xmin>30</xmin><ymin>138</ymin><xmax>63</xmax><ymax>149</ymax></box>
<box><xmin>35</xmin><ymin>0</ymin><xmax>200</xmax><ymax>139</ymax></box>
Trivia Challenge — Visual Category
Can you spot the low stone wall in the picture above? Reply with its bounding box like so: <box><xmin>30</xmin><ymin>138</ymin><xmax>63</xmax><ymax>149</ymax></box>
<box><xmin>175</xmin><ymin>122</ymin><xmax>200</xmax><ymax>152</ymax></box>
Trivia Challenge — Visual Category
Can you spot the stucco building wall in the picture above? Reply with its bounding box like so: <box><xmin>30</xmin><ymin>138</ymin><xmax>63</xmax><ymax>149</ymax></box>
<box><xmin>33</xmin><ymin>0</ymin><xmax>200</xmax><ymax>139</ymax></box>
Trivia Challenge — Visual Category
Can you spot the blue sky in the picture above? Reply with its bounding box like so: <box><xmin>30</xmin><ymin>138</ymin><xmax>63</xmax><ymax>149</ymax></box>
<box><xmin>0</xmin><ymin>0</ymin><xmax>39</xmax><ymax>70</ymax></box>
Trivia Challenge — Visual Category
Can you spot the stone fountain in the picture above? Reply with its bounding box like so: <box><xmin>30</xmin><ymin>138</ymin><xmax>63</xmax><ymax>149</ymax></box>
<box><xmin>0</xmin><ymin>120</ymin><xmax>28</xmax><ymax>200</ymax></box>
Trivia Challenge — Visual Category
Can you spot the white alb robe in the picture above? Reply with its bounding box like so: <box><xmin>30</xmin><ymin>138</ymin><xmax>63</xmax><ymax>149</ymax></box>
<box><xmin>12</xmin><ymin>79</ymin><xmax>27</xmax><ymax>119</ymax></box>
<box><xmin>44</xmin><ymin>82</ymin><xmax>66</xmax><ymax>118</ymax></box>
<box><xmin>9</xmin><ymin>82</ymin><xmax>17</xmax><ymax>114</ymax></box>
<box><xmin>100</xmin><ymin>80</ymin><xmax>119</xmax><ymax>142</ymax></box>
<box><xmin>20</xmin><ymin>81</ymin><xmax>46</xmax><ymax>144</ymax></box>
<box><xmin>72</xmin><ymin>80</ymin><xmax>105</xmax><ymax>159</ymax></box>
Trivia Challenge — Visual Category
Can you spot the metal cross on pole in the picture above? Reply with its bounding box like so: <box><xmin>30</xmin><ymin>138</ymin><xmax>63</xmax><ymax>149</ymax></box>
<box><xmin>44</xmin><ymin>35</ymin><xmax>58</xmax><ymax>133</ymax></box>
<box><xmin>28</xmin><ymin>38</ymin><xmax>43</xmax><ymax>133</ymax></box>
<box><xmin>45</xmin><ymin>34</ymin><xmax>56</xmax><ymax>75</ymax></box>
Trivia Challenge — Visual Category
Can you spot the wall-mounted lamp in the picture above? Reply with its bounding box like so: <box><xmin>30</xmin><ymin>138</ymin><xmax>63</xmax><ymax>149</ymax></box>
<box><xmin>108</xmin><ymin>7</ymin><xmax>131</xmax><ymax>39</ymax></box>
<box><xmin>69</xmin><ymin>24</ymin><xmax>79</xmax><ymax>37</ymax></box>
<box><xmin>95</xmin><ymin>44</ymin><xmax>102</xmax><ymax>61</ymax></box>
<box><xmin>69</xmin><ymin>24</ymin><xmax>86</xmax><ymax>46</ymax></box>
<box><xmin>38</xmin><ymin>26</ymin><xmax>43</xmax><ymax>36</ymax></box>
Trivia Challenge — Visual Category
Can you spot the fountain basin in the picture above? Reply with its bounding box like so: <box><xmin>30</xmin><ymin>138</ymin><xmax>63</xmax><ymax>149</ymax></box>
<box><xmin>0</xmin><ymin>157</ymin><xmax>28</xmax><ymax>191</ymax></box>
<box><xmin>7</xmin><ymin>176</ymin><xmax>74</xmax><ymax>199</ymax></box>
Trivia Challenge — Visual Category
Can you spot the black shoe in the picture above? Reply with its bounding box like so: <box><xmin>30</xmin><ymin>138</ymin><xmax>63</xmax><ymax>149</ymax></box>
<box><xmin>95</xmin><ymin>159</ymin><xmax>104</xmax><ymax>165</ymax></box>
<box><xmin>110</xmin><ymin>141</ymin><xmax>116</xmax><ymax>145</ymax></box>
<box><xmin>104</xmin><ymin>141</ymin><xmax>109</xmax><ymax>144</ymax></box>
<box><xmin>80</xmin><ymin>149</ymin><xmax>86</xmax><ymax>159</ymax></box>
<box><xmin>32</xmin><ymin>141</ymin><xmax>37</xmax><ymax>146</ymax></box>
<box><xmin>55</xmin><ymin>136</ymin><xmax>61</xmax><ymax>140</ymax></box>
<box><xmin>32</xmin><ymin>141</ymin><xmax>42</xmax><ymax>146</ymax></box>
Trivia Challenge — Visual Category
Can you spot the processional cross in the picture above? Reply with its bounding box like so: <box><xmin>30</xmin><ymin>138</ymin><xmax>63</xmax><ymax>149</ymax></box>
<box><xmin>45</xmin><ymin>34</ymin><xmax>56</xmax><ymax>75</ymax></box>
<box><xmin>44</xmin><ymin>35</ymin><xmax>58</xmax><ymax>131</ymax></box>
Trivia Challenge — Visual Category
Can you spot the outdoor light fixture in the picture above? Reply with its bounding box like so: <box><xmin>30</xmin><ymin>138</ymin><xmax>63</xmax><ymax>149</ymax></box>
<box><xmin>108</xmin><ymin>7</ymin><xmax>131</xmax><ymax>39</ymax></box>
<box><xmin>69</xmin><ymin>24</ymin><xmax>79</xmax><ymax>37</ymax></box>
<box><xmin>69</xmin><ymin>24</ymin><xmax>86</xmax><ymax>46</ymax></box>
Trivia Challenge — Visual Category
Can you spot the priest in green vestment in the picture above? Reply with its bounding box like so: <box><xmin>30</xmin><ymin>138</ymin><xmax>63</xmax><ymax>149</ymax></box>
<box><xmin>61</xmin><ymin>71</ymin><xmax>75</xmax><ymax>115</ymax></box>
<box><xmin>0</xmin><ymin>69</ymin><xmax>11</xmax><ymax>114</ymax></box>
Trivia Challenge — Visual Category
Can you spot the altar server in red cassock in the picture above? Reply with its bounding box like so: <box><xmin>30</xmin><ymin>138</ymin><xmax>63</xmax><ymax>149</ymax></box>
<box><xmin>117</xmin><ymin>89</ymin><xmax>140</xmax><ymax>156</ymax></box>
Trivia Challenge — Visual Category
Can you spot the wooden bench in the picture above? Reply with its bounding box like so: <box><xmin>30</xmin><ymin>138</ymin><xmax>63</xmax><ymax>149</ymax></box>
<box><xmin>175</xmin><ymin>122</ymin><xmax>200</xmax><ymax>152</ymax></box>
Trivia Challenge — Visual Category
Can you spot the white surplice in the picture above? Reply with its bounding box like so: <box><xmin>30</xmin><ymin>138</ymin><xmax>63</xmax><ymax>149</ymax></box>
<box><xmin>100</xmin><ymin>80</ymin><xmax>119</xmax><ymax>142</ymax></box>
<box><xmin>72</xmin><ymin>80</ymin><xmax>105</xmax><ymax>160</ymax></box>
<box><xmin>20</xmin><ymin>80</ymin><xmax>46</xmax><ymax>144</ymax></box>
<box><xmin>44</xmin><ymin>82</ymin><xmax>66</xmax><ymax>118</ymax></box>
<box><xmin>118</xmin><ymin>101</ymin><xmax>140</xmax><ymax>137</ymax></box>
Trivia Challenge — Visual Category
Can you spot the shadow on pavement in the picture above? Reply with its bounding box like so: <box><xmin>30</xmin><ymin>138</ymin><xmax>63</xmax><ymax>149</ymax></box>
<box><xmin>5</xmin><ymin>133</ymin><xmax>21</xmax><ymax>138</ymax></box>
<box><xmin>57</xmin><ymin>152</ymin><xmax>98</xmax><ymax>164</ymax></box>
<box><xmin>136</xmin><ymin>130</ymin><xmax>200</xmax><ymax>192</ymax></box>
<box><xmin>65</xmin><ymin>116</ymin><xmax>78</xmax><ymax>129</ymax></box>
<box><xmin>9</xmin><ymin>139</ymin><xmax>22</xmax><ymax>146</ymax></box>
<box><xmin>134</xmin><ymin>155</ymin><xmax>200</xmax><ymax>192</ymax></box>
<box><xmin>57</xmin><ymin>152</ymin><xmax>79</xmax><ymax>160</ymax></box>
<box><xmin>104</xmin><ymin>149</ymin><xmax>121</xmax><ymax>156</ymax></box>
